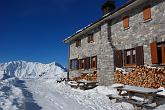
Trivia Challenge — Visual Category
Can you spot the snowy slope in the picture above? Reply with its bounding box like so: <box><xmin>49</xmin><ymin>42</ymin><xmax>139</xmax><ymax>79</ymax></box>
<box><xmin>0</xmin><ymin>61</ymin><xmax>66</xmax><ymax>79</ymax></box>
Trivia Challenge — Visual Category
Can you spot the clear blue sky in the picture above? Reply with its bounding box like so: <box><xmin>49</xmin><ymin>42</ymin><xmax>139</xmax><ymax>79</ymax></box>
<box><xmin>0</xmin><ymin>0</ymin><xmax>128</xmax><ymax>67</ymax></box>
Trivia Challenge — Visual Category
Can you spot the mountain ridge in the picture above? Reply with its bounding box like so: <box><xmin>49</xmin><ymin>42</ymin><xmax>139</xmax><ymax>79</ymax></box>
<box><xmin>0</xmin><ymin>60</ymin><xmax>67</xmax><ymax>80</ymax></box>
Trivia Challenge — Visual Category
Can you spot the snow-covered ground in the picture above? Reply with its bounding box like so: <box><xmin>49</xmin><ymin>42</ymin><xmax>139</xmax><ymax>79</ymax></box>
<box><xmin>25</xmin><ymin>79</ymin><xmax>135</xmax><ymax>110</ymax></box>
<box><xmin>0</xmin><ymin>61</ymin><xmax>165</xmax><ymax>110</ymax></box>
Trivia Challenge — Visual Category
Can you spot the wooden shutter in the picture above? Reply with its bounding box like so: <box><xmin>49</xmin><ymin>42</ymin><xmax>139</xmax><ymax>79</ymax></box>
<box><xmin>76</xmin><ymin>59</ymin><xmax>79</xmax><ymax>69</ymax></box>
<box><xmin>70</xmin><ymin>60</ymin><xmax>73</xmax><ymax>69</ymax></box>
<box><xmin>87</xmin><ymin>34</ymin><xmax>94</xmax><ymax>43</ymax></box>
<box><xmin>82</xmin><ymin>59</ymin><xmax>85</xmax><ymax>69</ymax></box>
<box><xmin>161</xmin><ymin>44</ymin><xmax>165</xmax><ymax>64</ymax></box>
<box><xmin>76</xmin><ymin>40</ymin><xmax>81</xmax><ymax>47</ymax></box>
<box><xmin>143</xmin><ymin>6</ymin><xmax>151</xmax><ymax>21</ymax></box>
<box><xmin>79</xmin><ymin>59</ymin><xmax>82</xmax><ymax>69</ymax></box>
<box><xmin>95</xmin><ymin>56</ymin><xmax>97</xmax><ymax>69</ymax></box>
<box><xmin>85</xmin><ymin>57</ymin><xmax>90</xmax><ymax>69</ymax></box>
<box><xmin>91</xmin><ymin>56</ymin><xmax>97</xmax><ymax>68</ymax></box>
<box><xmin>150</xmin><ymin>42</ymin><xmax>158</xmax><ymax>64</ymax></box>
<box><xmin>124</xmin><ymin>51</ymin><xmax>127</xmax><ymax>66</ymax></box>
<box><xmin>123</xmin><ymin>16</ymin><xmax>129</xmax><ymax>29</ymax></box>
<box><xmin>136</xmin><ymin>46</ymin><xmax>144</xmax><ymax>66</ymax></box>
<box><xmin>87</xmin><ymin>37</ymin><xmax>90</xmax><ymax>43</ymax></box>
<box><xmin>76</xmin><ymin>41</ymin><xmax>78</xmax><ymax>47</ymax></box>
<box><xmin>114</xmin><ymin>50</ymin><xmax>123</xmax><ymax>68</ymax></box>
<box><xmin>91</xmin><ymin>36</ymin><xmax>94</xmax><ymax>42</ymax></box>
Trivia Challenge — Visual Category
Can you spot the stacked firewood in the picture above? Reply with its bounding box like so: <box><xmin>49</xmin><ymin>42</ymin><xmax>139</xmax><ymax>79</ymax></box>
<box><xmin>114</xmin><ymin>66</ymin><xmax>165</xmax><ymax>89</ymax></box>
<box><xmin>72</xmin><ymin>72</ymin><xmax>97</xmax><ymax>81</ymax></box>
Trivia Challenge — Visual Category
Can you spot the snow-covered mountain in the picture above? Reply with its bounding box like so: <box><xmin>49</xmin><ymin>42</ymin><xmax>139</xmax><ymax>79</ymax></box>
<box><xmin>0</xmin><ymin>61</ymin><xmax>67</xmax><ymax>79</ymax></box>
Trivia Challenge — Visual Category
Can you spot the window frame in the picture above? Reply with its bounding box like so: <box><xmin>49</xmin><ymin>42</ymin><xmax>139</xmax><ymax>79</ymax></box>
<box><xmin>124</xmin><ymin>48</ymin><xmax>136</xmax><ymax>67</ymax></box>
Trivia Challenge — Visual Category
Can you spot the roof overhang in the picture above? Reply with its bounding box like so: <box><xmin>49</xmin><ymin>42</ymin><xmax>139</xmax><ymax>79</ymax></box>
<box><xmin>64</xmin><ymin>0</ymin><xmax>147</xmax><ymax>44</ymax></box>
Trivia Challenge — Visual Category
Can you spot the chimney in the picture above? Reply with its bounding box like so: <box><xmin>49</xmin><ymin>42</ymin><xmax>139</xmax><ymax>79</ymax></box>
<box><xmin>101</xmin><ymin>0</ymin><xmax>116</xmax><ymax>16</ymax></box>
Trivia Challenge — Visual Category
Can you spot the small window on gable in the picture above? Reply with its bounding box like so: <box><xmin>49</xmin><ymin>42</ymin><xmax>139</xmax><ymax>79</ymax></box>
<box><xmin>76</xmin><ymin>39</ymin><xmax>81</xmax><ymax>47</ymax></box>
<box><xmin>143</xmin><ymin>6</ymin><xmax>151</xmax><ymax>21</ymax></box>
<box><xmin>87</xmin><ymin>34</ymin><xmax>94</xmax><ymax>43</ymax></box>
<box><xmin>123</xmin><ymin>16</ymin><xmax>129</xmax><ymax>29</ymax></box>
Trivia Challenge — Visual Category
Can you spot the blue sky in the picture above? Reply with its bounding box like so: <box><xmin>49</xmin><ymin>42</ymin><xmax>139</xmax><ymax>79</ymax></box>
<box><xmin>0</xmin><ymin>0</ymin><xmax>128</xmax><ymax>67</ymax></box>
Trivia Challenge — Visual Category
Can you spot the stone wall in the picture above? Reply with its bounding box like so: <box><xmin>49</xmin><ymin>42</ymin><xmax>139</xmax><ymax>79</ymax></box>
<box><xmin>111</xmin><ymin>0</ymin><xmax>165</xmax><ymax>66</ymax></box>
<box><xmin>97</xmin><ymin>23</ymin><xmax>115</xmax><ymax>85</ymax></box>
<box><xmin>69</xmin><ymin>27</ymin><xmax>101</xmax><ymax>78</ymax></box>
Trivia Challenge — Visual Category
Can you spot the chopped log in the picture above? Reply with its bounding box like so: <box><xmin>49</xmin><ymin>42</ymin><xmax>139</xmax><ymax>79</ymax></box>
<box><xmin>114</xmin><ymin>66</ymin><xmax>165</xmax><ymax>89</ymax></box>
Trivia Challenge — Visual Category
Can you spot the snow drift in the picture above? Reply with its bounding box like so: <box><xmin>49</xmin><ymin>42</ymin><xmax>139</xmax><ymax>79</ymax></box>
<box><xmin>0</xmin><ymin>61</ymin><xmax>67</xmax><ymax>80</ymax></box>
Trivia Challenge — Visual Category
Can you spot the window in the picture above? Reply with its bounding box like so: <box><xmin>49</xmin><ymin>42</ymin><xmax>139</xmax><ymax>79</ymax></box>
<box><xmin>123</xmin><ymin>16</ymin><xmax>129</xmax><ymax>29</ymax></box>
<box><xmin>150</xmin><ymin>42</ymin><xmax>165</xmax><ymax>64</ymax></box>
<box><xmin>70</xmin><ymin>59</ymin><xmax>78</xmax><ymax>70</ymax></box>
<box><xmin>79</xmin><ymin>59</ymin><xmax>85</xmax><ymax>69</ymax></box>
<box><xmin>115</xmin><ymin>46</ymin><xmax>143</xmax><ymax>68</ymax></box>
<box><xmin>143</xmin><ymin>6</ymin><xmax>151</xmax><ymax>21</ymax></box>
<box><xmin>84</xmin><ymin>57</ymin><xmax>90</xmax><ymax>69</ymax></box>
<box><xmin>125</xmin><ymin>48</ymin><xmax>136</xmax><ymax>66</ymax></box>
<box><xmin>91</xmin><ymin>56</ymin><xmax>97</xmax><ymax>69</ymax></box>
<box><xmin>87</xmin><ymin>34</ymin><xmax>94</xmax><ymax>43</ymax></box>
<box><xmin>76</xmin><ymin>39</ymin><xmax>81</xmax><ymax>47</ymax></box>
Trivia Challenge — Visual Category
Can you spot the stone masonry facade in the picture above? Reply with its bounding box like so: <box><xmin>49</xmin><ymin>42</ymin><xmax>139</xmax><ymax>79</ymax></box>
<box><xmin>68</xmin><ymin>0</ymin><xmax>165</xmax><ymax>86</ymax></box>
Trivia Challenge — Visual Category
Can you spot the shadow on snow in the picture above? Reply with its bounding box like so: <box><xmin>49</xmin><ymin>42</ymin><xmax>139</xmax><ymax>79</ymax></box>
<box><xmin>14</xmin><ymin>80</ymin><xmax>42</xmax><ymax>110</ymax></box>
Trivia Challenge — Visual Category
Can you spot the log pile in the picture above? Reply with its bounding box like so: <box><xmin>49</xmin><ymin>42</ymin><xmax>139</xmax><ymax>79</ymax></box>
<box><xmin>114</xmin><ymin>66</ymin><xmax>165</xmax><ymax>89</ymax></box>
<box><xmin>72</xmin><ymin>71</ymin><xmax>97</xmax><ymax>81</ymax></box>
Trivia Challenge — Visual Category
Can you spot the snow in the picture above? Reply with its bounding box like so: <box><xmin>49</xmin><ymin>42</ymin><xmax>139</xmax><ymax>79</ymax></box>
<box><xmin>0</xmin><ymin>61</ymin><xmax>165</xmax><ymax>110</ymax></box>
<box><xmin>64</xmin><ymin>23</ymin><xmax>93</xmax><ymax>42</ymax></box>
<box><xmin>115</xmin><ymin>68</ymin><xmax>128</xmax><ymax>74</ymax></box>
<box><xmin>0</xmin><ymin>78</ymin><xmax>24</xmax><ymax>110</ymax></box>
<box><xmin>157</xmin><ymin>87</ymin><xmax>165</xmax><ymax>96</ymax></box>
<box><xmin>25</xmin><ymin>79</ymin><xmax>135</xmax><ymax>110</ymax></box>
<box><xmin>0</xmin><ymin>61</ymin><xmax>66</xmax><ymax>79</ymax></box>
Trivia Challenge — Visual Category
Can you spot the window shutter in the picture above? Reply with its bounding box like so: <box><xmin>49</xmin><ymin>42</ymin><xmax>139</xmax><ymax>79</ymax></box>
<box><xmin>91</xmin><ymin>56</ymin><xmax>97</xmax><ymax>68</ymax></box>
<box><xmin>79</xmin><ymin>59</ymin><xmax>81</xmax><ymax>69</ymax></box>
<box><xmin>143</xmin><ymin>6</ymin><xmax>151</xmax><ymax>21</ymax></box>
<box><xmin>91</xmin><ymin>36</ymin><xmax>94</xmax><ymax>42</ymax></box>
<box><xmin>76</xmin><ymin>59</ymin><xmax>79</xmax><ymax>69</ymax></box>
<box><xmin>70</xmin><ymin>60</ymin><xmax>72</xmax><ymax>69</ymax></box>
<box><xmin>95</xmin><ymin>56</ymin><xmax>97</xmax><ymax>69</ymax></box>
<box><xmin>76</xmin><ymin>41</ymin><xmax>78</xmax><ymax>47</ymax></box>
<box><xmin>123</xmin><ymin>16</ymin><xmax>129</xmax><ymax>28</ymax></box>
<box><xmin>124</xmin><ymin>51</ymin><xmax>127</xmax><ymax>66</ymax></box>
<box><xmin>82</xmin><ymin>59</ymin><xmax>85</xmax><ymax>69</ymax></box>
<box><xmin>150</xmin><ymin>42</ymin><xmax>158</xmax><ymax>64</ymax></box>
<box><xmin>136</xmin><ymin>46</ymin><xmax>144</xmax><ymax>66</ymax></box>
<box><xmin>161</xmin><ymin>44</ymin><xmax>165</xmax><ymax>64</ymax></box>
<box><xmin>85</xmin><ymin>57</ymin><xmax>90</xmax><ymax>69</ymax></box>
<box><xmin>114</xmin><ymin>50</ymin><xmax>123</xmax><ymax>68</ymax></box>
<box><xmin>87</xmin><ymin>37</ymin><xmax>90</xmax><ymax>43</ymax></box>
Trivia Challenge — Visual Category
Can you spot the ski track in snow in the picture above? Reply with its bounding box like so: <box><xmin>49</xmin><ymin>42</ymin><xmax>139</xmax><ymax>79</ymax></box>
<box><xmin>25</xmin><ymin>79</ymin><xmax>93</xmax><ymax>110</ymax></box>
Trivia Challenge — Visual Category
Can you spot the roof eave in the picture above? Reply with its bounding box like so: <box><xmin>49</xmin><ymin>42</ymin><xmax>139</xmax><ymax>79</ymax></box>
<box><xmin>64</xmin><ymin>0</ymin><xmax>146</xmax><ymax>44</ymax></box>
